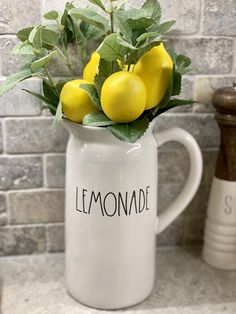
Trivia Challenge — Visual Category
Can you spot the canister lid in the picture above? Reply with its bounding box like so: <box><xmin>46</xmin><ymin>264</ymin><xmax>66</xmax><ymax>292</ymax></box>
<box><xmin>212</xmin><ymin>82</ymin><xmax>236</xmax><ymax>115</ymax></box>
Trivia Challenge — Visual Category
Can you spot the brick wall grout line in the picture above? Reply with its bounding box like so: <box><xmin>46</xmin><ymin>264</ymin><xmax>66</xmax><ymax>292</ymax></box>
<box><xmin>0</xmin><ymin>222</ymin><xmax>47</xmax><ymax>229</ymax></box>
<box><xmin>6</xmin><ymin>187</ymin><xmax>65</xmax><ymax>194</ymax></box>
<box><xmin>164</xmin><ymin>34</ymin><xmax>235</xmax><ymax>40</ymax></box>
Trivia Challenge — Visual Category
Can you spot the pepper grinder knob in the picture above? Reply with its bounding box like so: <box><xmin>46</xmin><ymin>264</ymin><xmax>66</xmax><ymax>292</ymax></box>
<box><xmin>203</xmin><ymin>83</ymin><xmax>236</xmax><ymax>270</ymax></box>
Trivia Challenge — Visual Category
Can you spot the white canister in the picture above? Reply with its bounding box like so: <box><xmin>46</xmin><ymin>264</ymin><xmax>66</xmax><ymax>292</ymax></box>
<box><xmin>63</xmin><ymin>120</ymin><xmax>202</xmax><ymax>309</ymax></box>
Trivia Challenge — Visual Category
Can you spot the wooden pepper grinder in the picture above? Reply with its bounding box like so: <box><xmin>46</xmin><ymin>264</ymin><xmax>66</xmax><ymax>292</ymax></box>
<box><xmin>203</xmin><ymin>83</ymin><xmax>236</xmax><ymax>270</ymax></box>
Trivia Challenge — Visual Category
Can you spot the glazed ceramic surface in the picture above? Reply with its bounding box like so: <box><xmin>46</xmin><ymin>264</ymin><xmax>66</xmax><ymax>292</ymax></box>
<box><xmin>63</xmin><ymin>120</ymin><xmax>203</xmax><ymax>309</ymax></box>
<box><xmin>203</xmin><ymin>177</ymin><xmax>236</xmax><ymax>270</ymax></box>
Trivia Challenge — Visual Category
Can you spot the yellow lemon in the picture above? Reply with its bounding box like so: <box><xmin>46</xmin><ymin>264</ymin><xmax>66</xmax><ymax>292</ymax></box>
<box><xmin>60</xmin><ymin>79</ymin><xmax>98</xmax><ymax>123</ymax></box>
<box><xmin>83</xmin><ymin>52</ymin><xmax>100</xmax><ymax>83</ymax></box>
<box><xmin>101</xmin><ymin>71</ymin><xmax>147</xmax><ymax>123</ymax></box>
<box><xmin>133</xmin><ymin>43</ymin><xmax>173</xmax><ymax>110</ymax></box>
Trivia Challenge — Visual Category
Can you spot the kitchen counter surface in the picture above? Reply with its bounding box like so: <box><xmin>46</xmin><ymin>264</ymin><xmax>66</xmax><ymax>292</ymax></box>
<box><xmin>0</xmin><ymin>247</ymin><xmax>236</xmax><ymax>314</ymax></box>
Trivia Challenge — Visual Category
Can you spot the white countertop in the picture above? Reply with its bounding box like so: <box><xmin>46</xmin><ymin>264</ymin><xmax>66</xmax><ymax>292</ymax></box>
<box><xmin>0</xmin><ymin>247</ymin><xmax>236</xmax><ymax>314</ymax></box>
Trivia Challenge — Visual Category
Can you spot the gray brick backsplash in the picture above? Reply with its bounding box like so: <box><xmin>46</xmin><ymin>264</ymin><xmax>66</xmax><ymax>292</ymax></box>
<box><xmin>0</xmin><ymin>0</ymin><xmax>41</xmax><ymax>34</ymax></box>
<box><xmin>0</xmin><ymin>193</ymin><xmax>7</xmax><ymax>226</ymax></box>
<box><xmin>5</xmin><ymin>118</ymin><xmax>68</xmax><ymax>153</ymax></box>
<box><xmin>0</xmin><ymin>37</ymin><xmax>21</xmax><ymax>76</ymax></box>
<box><xmin>194</xmin><ymin>76</ymin><xmax>236</xmax><ymax>110</ymax></box>
<box><xmin>179</xmin><ymin>76</ymin><xmax>195</xmax><ymax>100</ymax></box>
<box><xmin>0</xmin><ymin>193</ymin><xmax>6</xmax><ymax>213</ymax></box>
<box><xmin>160</xmin><ymin>0</ymin><xmax>201</xmax><ymax>35</ymax></box>
<box><xmin>0</xmin><ymin>79</ymin><xmax>42</xmax><ymax>116</ymax></box>
<box><xmin>9</xmin><ymin>190</ymin><xmax>65</xmax><ymax>224</ymax></box>
<box><xmin>171</xmin><ymin>77</ymin><xmax>195</xmax><ymax>113</ymax></box>
<box><xmin>42</xmin><ymin>0</ymin><xmax>82</xmax><ymax>14</ymax></box>
<box><xmin>185</xmin><ymin>184</ymin><xmax>211</xmax><ymax>217</ymax></box>
<box><xmin>46</xmin><ymin>224</ymin><xmax>65</xmax><ymax>252</ymax></box>
<box><xmin>156</xmin><ymin>114</ymin><xmax>220</xmax><ymax>148</ymax></box>
<box><xmin>45</xmin><ymin>155</ymin><xmax>66</xmax><ymax>188</ymax></box>
<box><xmin>201</xmin><ymin>149</ymin><xmax>218</xmax><ymax>186</ymax></box>
<box><xmin>183</xmin><ymin>216</ymin><xmax>205</xmax><ymax>245</ymax></box>
<box><xmin>48</xmin><ymin>45</ymin><xmax>84</xmax><ymax>77</ymax></box>
<box><xmin>159</xmin><ymin>149</ymin><xmax>189</xmax><ymax>185</ymax></box>
<box><xmin>202</xmin><ymin>0</ymin><xmax>236</xmax><ymax>36</ymax></box>
<box><xmin>0</xmin><ymin>156</ymin><xmax>42</xmax><ymax>190</ymax></box>
<box><xmin>0</xmin><ymin>121</ymin><xmax>3</xmax><ymax>153</ymax></box>
<box><xmin>0</xmin><ymin>213</ymin><xmax>7</xmax><ymax>226</ymax></box>
<box><xmin>0</xmin><ymin>225</ymin><xmax>46</xmax><ymax>256</ymax></box>
<box><xmin>167</xmin><ymin>38</ymin><xmax>234</xmax><ymax>75</ymax></box>
<box><xmin>158</xmin><ymin>184</ymin><xmax>184</xmax><ymax>214</ymax></box>
<box><xmin>156</xmin><ymin>215</ymin><xmax>185</xmax><ymax>246</ymax></box>
<box><xmin>159</xmin><ymin>148</ymin><xmax>218</xmax><ymax>189</ymax></box>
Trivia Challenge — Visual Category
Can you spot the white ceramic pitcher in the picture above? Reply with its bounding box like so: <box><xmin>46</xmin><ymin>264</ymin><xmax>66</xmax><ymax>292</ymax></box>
<box><xmin>63</xmin><ymin>119</ymin><xmax>203</xmax><ymax>310</ymax></box>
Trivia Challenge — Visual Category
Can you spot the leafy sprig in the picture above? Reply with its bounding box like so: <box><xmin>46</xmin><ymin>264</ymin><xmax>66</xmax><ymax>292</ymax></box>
<box><xmin>0</xmin><ymin>0</ymin><xmax>193</xmax><ymax>143</ymax></box>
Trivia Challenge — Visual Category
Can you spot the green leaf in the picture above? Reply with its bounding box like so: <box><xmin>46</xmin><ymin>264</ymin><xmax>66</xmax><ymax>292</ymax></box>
<box><xmin>69</xmin><ymin>8</ymin><xmax>109</xmax><ymax>31</ymax></box>
<box><xmin>12</xmin><ymin>41</ymin><xmax>35</xmax><ymax>55</ymax></box>
<box><xmin>142</xmin><ymin>0</ymin><xmax>161</xmax><ymax>22</ymax></box>
<box><xmin>127</xmin><ymin>40</ymin><xmax>161</xmax><ymax>64</ymax></box>
<box><xmin>61</xmin><ymin>2</ymin><xmax>75</xmax><ymax>26</ymax></box>
<box><xmin>22</xmin><ymin>89</ymin><xmax>57</xmax><ymax>113</ymax></box>
<box><xmin>43</xmin><ymin>10</ymin><xmax>59</xmax><ymax>20</ymax></box>
<box><xmin>67</xmin><ymin>15</ymin><xmax>86</xmax><ymax>47</ymax></box>
<box><xmin>88</xmin><ymin>0</ymin><xmax>106</xmax><ymax>11</ymax></box>
<box><xmin>41</xmin><ymin>29</ymin><xmax>59</xmax><ymax>49</ymax></box>
<box><xmin>115</xmin><ymin>9</ymin><xmax>155</xmax><ymax>30</ymax></box>
<box><xmin>20</xmin><ymin>55</ymin><xmax>37</xmax><ymax>69</ymax></box>
<box><xmin>97</xmin><ymin>33</ymin><xmax>130</xmax><ymax>61</ymax></box>
<box><xmin>153</xmin><ymin>98</ymin><xmax>194</xmax><ymax>116</ymax></box>
<box><xmin>167</xmin><ymin>48</ymin><xmax>178</xmax><ymax>63</ymax></box>
<box><xmin>83</xmin><ymin>112</ymin><xmax>114</xmax><ymax>127</ymax></box>
<box><xmin>80</xmin><ymin>21</ymin><xmax>105</xmax><ymax>41</ymax></box>
<box><xmin>29</xmin><ymin>26</ymin><xmax>43</xmax><ymax>50</ymax></box>
<box><xmin>171</xmin><ymin>71</ymin><xmax>182</xmax><ymax>96</ymax></box>
<box><xmin>17</xmin><ymin>27</ymin><xmax>34</xmax><ymax>42</ymax></box>
<box><xmin>114</xmin><ymin>0</ymin><xmax>129</xmax><ymax>11</ymax></box>
<box><xmin>31</xmin><ymin>50</ymin><xmax>57</xmax><ymax>72</ymax></box>
<box><xmin>117</xmin><ymin>36</ymin><xmax>135</xmax><ymax>49</ymax></box>
<box><xmin>153</xmin><ymin>20</ymin><xmax>176</xmax><ymax>34</ymax></box>
<box><xmin>43</xmin><ymin>80</ymin><xmax>59</xmax><ymax>104</ymax></box>
<box><xmin>80</xmin><ymin>83</ymin><xmax>102</xmax><ymax>110</ymax></box>
<box><xmin>56</xmin><ymin>80</ymin><xmax>67</xmax><ymax>96</ymax></box>
<box><xmin>114</xmin><ymin>13</ymin><xmax>132</xmax><ymax>41</ymax></box>
<box><xmin>168</xmin><ymin>98</ymin><xmax>194</xmax><ymax>106</ymax></box>
<box><xmin>176</xmin><ymin>55</ymin><xmax>191</xmax><ymax>75</ymax></box>
<box><xmin>136</xmin><ymin>31</ymin><xmax>159</xmax><ymax>44</ymax></box>
<box><xmin>108</xmin><ymin>118</ymin><xmax>149</xmax><ymax>143</ymax></box>
<box><xmin>94</xmin><ymin>58</ymin><xmax>120</xmax><ymax>96</ymax></box>
<box><xmin>54</xmin><ymin>102</ymin><xmax>63</xmax><ymax>124</ymax></box>
<box><xmin>0</xmin><ymin>69</ymin><xmax>32</xmax><ymax>96</ymax></box>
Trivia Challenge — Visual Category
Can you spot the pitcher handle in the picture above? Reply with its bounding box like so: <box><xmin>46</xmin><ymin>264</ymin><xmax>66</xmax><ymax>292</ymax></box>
<box><xmin>154</xmin><ymin>127</ymin><xmax>203</xmax><ymax>234</ymax></box>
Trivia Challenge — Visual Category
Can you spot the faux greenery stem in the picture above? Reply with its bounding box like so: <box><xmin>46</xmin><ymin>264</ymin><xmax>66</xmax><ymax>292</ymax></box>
<box><xmin>108</xmin><ymin>0</ymin><xmax>114</xmax><ymax>33</ymax></box>
<box><xmin>44</xmin><ymin>66</ymin><xmax>56</xmax><ymax>88</ymax></box>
